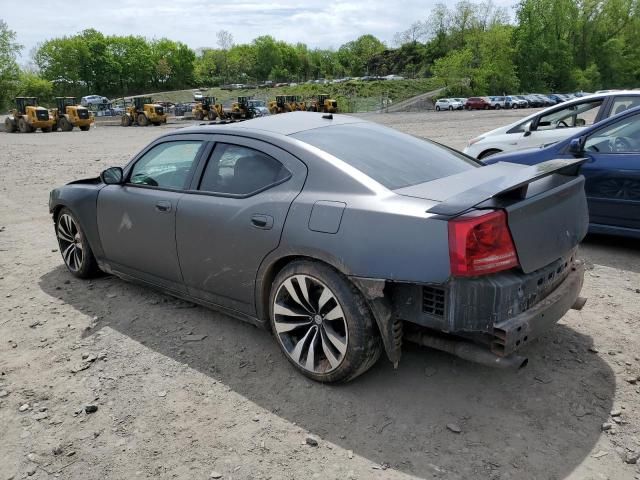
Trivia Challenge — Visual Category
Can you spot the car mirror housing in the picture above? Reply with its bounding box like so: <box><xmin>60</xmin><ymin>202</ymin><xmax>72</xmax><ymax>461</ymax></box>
<box><xmin>101</xmin><ymin>167</ymin><xmax>124</xmax><ymax>185</ymax></box>
<box><xmin>568</xmin><ymin>138</ymin><xmax>584</xmax><ymax>155</ymax></box>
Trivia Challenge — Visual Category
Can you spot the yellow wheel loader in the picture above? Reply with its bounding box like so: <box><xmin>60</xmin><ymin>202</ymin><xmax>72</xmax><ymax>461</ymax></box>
<box><xmin>268</xmin><ymin>95</ymin><xmax>288</xmax><ymax>115</ymax></box>
<box><xmin>4</xmin><ymin>97</ymin><xmax>54</xmax><ymax>133</ymax></box>
<box><xmin>192</xmin><ymin>96</ymin><xmax>222</xmax><ymax>121</ymax></box>
<box><xmin>229</xmin><ymin>96</ymin><xmax>256</xmax><ymax>120</ymax></box>
<box><xmin>51</xmin><ymin>97</ymin><xmax>93</xmax><ymax>132</ymax></box>
<box><xmin>121</xmin><ymin>97</ymin><xmax>167</xmax><ymax>127</ymax></box>
<box><xmin>307</xmin><ymin>94</ymin><xmax>338</xmax><ymax>113</ymax></box>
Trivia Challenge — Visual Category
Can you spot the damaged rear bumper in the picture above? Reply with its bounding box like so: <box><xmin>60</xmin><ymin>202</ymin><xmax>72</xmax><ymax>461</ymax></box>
<box><xmin>355</xmin><ymin>253</ymin><xmax>586</xmax><ymax>367</ymax></box>
<box><xmin>491</xmin><ymin>260</ymin><xmax>584</xmax><ymax>356</ymax></box>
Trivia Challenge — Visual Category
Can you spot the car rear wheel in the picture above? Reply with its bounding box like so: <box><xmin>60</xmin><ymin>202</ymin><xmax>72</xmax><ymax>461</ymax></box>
<box><xmin>56</xmin><ymin>208</ymin><xmax>99</xmax><ymax>279</ymax></box>
<box><xmin>269</xmin><ymin>260</ymin><xmax>382</xmax><ymax>383</ymax></box>
<box><xmin>435</xmin><ymin>106</ymin><xmax>440</xmax><ymax>111</ymax></box>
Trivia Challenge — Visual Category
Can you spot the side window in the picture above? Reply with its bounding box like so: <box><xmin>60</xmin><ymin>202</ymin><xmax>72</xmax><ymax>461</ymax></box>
<box><xmin>129</xmin><ymin>141</ymin><xmax>203</xmax><ymax>189</ymax></box>
<box><xmin>536</xmin><ymin>100</ymin><xmax>603</xmax><ymax>131</ymax></box>
<box><xmin>610</xmin><ymin>96</ymin><xmax>640</xmax><ymax>117</ymax></box>
<box><xmin>585</xmin><ymin>113</ymin><xmax>640</xmax><ymax>153</ymax></box>
<box><xmin>199</xmin><ymin>143</ymin><xmax>290</xmax><ymax>195</ymax></box>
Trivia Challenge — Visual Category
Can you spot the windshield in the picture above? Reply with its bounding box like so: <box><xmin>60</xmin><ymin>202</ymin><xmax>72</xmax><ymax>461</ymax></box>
<box><xmin>292</xmin><ymin>123</ymin><xmax>479</xmax><ymax>190</ymax></box>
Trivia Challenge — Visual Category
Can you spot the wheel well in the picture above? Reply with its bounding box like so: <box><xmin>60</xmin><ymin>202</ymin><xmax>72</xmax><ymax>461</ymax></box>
<box><xmin>479</xmin><ymin>148</ymin><xmax>502</xmax><ymax>160</ymax></box>
<box><xmin>257</xmin><ymin>255</ymin><xmax>383</xmax><ymax>343</ymax></box>
<box><xmin>258</xmin><ymin>255</ymin><xmax>326</xmax><ymax>326</ymax></box>
<box><xmin>52</xmin><ymin>205</ymin><xmax>65</xmax><ymax>223</ymax></box>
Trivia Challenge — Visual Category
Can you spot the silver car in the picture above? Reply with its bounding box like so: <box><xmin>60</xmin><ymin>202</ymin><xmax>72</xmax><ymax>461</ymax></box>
<box><xmin>49</xmin><ymin>112</ymin><xmax>588</xmax><ymax>382</ymax></box>
<box><xmin>435</xmin><ymin>98</ymin><xmax>463</xmax><ymax>111</ymax></box>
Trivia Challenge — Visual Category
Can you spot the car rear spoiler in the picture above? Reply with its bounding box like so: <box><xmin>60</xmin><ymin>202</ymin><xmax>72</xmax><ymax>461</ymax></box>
<box><xmin>427</xmin><ymin>158</ymin><xmax>587</xmax><ymax>216</ymax></box>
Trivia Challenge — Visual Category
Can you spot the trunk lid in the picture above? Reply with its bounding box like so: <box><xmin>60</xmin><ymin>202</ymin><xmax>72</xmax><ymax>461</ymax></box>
<box><xmin>396</xmin><ymin>159</ymin><xmax>589</xmax><ymax>273</ymax></box>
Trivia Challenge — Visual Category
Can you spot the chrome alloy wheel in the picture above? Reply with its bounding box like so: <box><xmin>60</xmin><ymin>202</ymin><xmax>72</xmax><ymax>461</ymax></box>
<box><xmin>57</xmin><ymin>213</ymin><xmax>83</xmax><ymax>272</ymax></box>
<box><xmin>273</xmin><ymin>274</ymin><xmax>349</xmax><ymax>374</ymax></box>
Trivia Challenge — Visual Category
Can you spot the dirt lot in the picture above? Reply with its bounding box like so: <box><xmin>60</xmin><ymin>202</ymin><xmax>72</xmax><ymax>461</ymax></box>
<box><xmin>1</xmin><ymin>110</ymin><xmax>639</xmax><ymax>480</ymax></box>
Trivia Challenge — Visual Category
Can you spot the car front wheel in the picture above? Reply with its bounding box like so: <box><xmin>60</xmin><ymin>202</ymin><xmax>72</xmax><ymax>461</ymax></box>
<box><xmin>56</xmin><ymin>208</ymin><xmax>99</xmax><ymax>279</ymax></box>
<box><xmin>269</xmin><ymin>260</ymin><xmax>382</xmax><ymax>383</ymax></box>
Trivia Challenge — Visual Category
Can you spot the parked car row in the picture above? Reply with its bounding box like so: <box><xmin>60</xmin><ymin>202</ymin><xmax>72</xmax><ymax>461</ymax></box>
<box><xmin>471</xmin><ymin>91</ymin><xmax>640</xmax><ymax>240</ymax></box>
<box><xmin>435</xmin><ymin>92</ymin><xmax>595</xmax><ymax>112</ymax></box>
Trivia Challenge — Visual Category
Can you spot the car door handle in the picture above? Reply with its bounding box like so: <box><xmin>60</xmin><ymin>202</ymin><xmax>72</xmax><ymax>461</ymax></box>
<box><xmin>155</xmin><ymin>201</ymin><xmax>172</xmax><ymax>213</ymax></box>
<box><xmin>251</xmin><ymin>214</ymin><xmax>274</xmax><ymax>230</ymax></box>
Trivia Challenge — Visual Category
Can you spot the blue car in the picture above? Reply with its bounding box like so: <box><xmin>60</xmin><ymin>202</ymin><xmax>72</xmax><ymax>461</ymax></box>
<box><xmin>486</xmin><ymin>105</ymin><xmax>640</xmax><ymax>239</ymax></box>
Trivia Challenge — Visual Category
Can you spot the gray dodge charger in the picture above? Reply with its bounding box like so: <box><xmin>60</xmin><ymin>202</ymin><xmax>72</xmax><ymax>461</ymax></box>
<box><xmin>49</xmin><ymin>112</ymin><xmax>588</xmax><ymax>382</ymax></box>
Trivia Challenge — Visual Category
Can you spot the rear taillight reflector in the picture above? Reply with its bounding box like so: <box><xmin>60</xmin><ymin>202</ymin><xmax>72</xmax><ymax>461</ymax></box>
<box><xmin>448</xmin><ymin>210</ymin><xmax>519</xmax><ymax>277</ymax></box>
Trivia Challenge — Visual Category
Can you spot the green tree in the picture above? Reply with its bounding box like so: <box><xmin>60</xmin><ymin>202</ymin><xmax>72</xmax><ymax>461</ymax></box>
<box><xmin>0</xmin><ymin>19</ymin><xmax>21</xmax><ymax>111</ymax></box>
<box><xmin>16</xmin><ymin>71</ymin><xmax>54</xmax><ymax>104</ymax></box>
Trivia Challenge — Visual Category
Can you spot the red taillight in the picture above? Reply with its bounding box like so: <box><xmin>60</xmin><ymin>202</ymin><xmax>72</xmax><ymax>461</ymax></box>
<box><xmin>448</xmin><ymin>210</ymin><xmax>519</xmax><ymax>277</ymax></box>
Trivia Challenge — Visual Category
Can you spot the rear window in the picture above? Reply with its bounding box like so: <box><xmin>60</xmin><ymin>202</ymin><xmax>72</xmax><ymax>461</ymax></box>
<box><xmin>292</xmin><ymin>123</ymin><xmax>478</xmax><ymax>190</ymax></box>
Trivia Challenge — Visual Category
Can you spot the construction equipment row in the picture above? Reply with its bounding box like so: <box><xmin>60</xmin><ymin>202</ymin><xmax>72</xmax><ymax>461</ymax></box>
<box><xmin>4</xmin><ymin>93</ymin><xmax>338</xmax><ymax>134</ymax></box>
<box><xmin>5</xmin><ymin>97</ymin><xmax>94</xmax><ymax>133</ymax></box>
<box><xmin>268</xmin><ymin>95</ymin><xmax>337</xmax><ymax>114</ymax></box>
<box><xmin>190</xmin><ymin>94</ymin><xmax>338</xmax><ymax>121</ymax></box>
<box><xmin>191</xmin><ymin>96</ymin><xmax>258</xmax><ymax>121</ymax></box>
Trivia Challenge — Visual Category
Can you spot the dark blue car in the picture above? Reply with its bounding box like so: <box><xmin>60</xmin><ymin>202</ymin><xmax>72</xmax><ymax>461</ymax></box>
<box><xmin>486</xmin><ymin>106</ymin><xmax>640</xmax><ymax>239</ymax></box>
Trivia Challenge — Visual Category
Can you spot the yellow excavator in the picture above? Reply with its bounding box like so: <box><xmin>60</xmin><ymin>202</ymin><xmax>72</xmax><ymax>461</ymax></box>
<box><xmin>4</xmin><ymin>97</ymin><xmax>54</xmax><ymax>133</ymax></box>
<box><xmin>121</xmin><ymin>97</ymin><xmax>167</xmax><ymax>126</ymax></box>
<box><xmin>192</xmin><ymin>96</ymin><xmax>224</xmax><ymax>120</ymax></box>
<box><xmin>51</xmin><ymin>97</ymin><xmax>93</xmax><ymax>131</ymax></box>
<box><xmin>307</xmin><ymin>94</ymin><xmax>338</xmax><ymax>113</ymax></box>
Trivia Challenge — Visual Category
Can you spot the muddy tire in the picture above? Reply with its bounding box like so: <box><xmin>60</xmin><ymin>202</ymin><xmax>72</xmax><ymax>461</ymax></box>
<box><xmin>207</xmin><ymin>110</ymin><xmax>217</xmax><ymax>121</ymax></box>
<box><xmin>18</xmin><ymin>117</ymin><xmax>32</xmax><ymax>133</ymax></box>
<box><xmin>121</xmin><ymin>115</ymin><xmax>131</xmax><ymax>127</ymax></box>
<box><xmin>269</xmin><ymin>260</ymin><xmax>382</xmax><ymax>383</ymax></box>
<box><xmin>59</xmin><ymin>116</ymin><xmax>73</xmax><ymax>132</ymax></box>
<box><xmin>137</xmin><ymin>113</ymin><xmax>148</xmax><ymax>126</ymax></box>
<box><xmin>55</xmin><ymin>208</ymin><xmax>99</xmax><ymax>279</ymax></box>
<box><xmin>194</xmin><ymin>111</ymin><xmax>203</xmax><ymax>121</ymax></box>
<box><xmin>79</xmin><ymin>125</ymin><xmax>90</xmax><ymax>131</ymax></box>
<box><xmin>5</xmin><ymin>117</ymin><xmax>16</xmax><ymax>133</ymax></box>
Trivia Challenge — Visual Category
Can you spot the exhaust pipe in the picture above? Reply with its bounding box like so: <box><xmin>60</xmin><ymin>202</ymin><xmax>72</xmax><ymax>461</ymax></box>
<box><xmin>571</xmin><ymin>296</ymin><xmax>587</xmax><ymax>311</ymax></box>
<box><xmin>405</xmin><ymin>330</ymin><xmax>528</xmax><ymax>370</ymax></box>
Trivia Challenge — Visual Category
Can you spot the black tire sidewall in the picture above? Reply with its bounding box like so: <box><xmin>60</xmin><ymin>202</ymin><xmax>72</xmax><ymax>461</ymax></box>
<box><xmin>56</xmin><ymin>208</ymin><xmax>98</xmax><ymax>279</ymax></box>
<box><xmin>269</xmin><ymin>260</ymin><xmax>381</xmax><ymax>383</ymax></box>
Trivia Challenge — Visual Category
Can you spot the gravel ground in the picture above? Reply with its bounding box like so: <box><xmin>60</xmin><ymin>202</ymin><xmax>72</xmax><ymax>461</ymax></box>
<box><xmin>1</xmin><ymin>111</ymin><xmax>639</xmax><ymax>480</ymax></box>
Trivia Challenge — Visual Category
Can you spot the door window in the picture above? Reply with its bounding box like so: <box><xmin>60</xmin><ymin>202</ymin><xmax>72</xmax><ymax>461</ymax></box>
<box><xmin>585</xmin><ymin>113</ymin><xmax>640</xmax><ymax>153</ymax></box>
<box><xmin>536</xmin><ymin>100</ymin><xmax>603</xmax><ymax>131</ymax></box>
<box><xmin>610</xmin><ymin>96</ymin><xmax>640</xmax><ymax>116</ymax></box>
<box><xmin>199</xmin><ymin>143</ymin><xmax>290</xmax><ymax>195</ymax></box>
<box><xmin>129</xmin><ymin>141</ymin><xmax>203</xmax><ymax>189</ymax></box>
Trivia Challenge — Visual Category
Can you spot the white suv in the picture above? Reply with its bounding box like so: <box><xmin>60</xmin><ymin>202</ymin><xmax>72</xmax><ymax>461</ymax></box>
<box><xmin>434</xmin><ymin>98</ymin><xmax>463</xmax><ymax>111</ymax></box>
<box><xmin>464</xmin><ymin>91</ymin><xmax>640</xmax><ymax>159</ymax></box>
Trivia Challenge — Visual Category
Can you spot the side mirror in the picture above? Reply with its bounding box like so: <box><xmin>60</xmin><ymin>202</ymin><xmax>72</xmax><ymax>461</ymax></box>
<box><xmin>101</xmin><ymin>167</ymin><xmax>124</xmax><ymax>185</ymax></box>
<box><xmin>568</xmin><ymin>137</ymin><xmax>584</xmax><ymax>155</ymax></box>
<box><xmin>523</xmin><ymin>123</ymin><xmax>533</xmax><ymax>137</ymax></box>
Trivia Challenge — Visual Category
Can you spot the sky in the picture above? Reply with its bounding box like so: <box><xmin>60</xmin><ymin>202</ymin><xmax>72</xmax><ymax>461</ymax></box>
<box><xmin>1</xmin><ymin>0</ymin><xmax>517</xmax><ymax>63</ymax></box>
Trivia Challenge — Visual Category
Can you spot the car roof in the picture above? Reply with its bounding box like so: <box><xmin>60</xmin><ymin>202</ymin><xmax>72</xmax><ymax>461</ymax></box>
<box><xmin>177</xmin><ymin>111</ymin><xmax>366</xmax><ymax>137</ymax></box>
